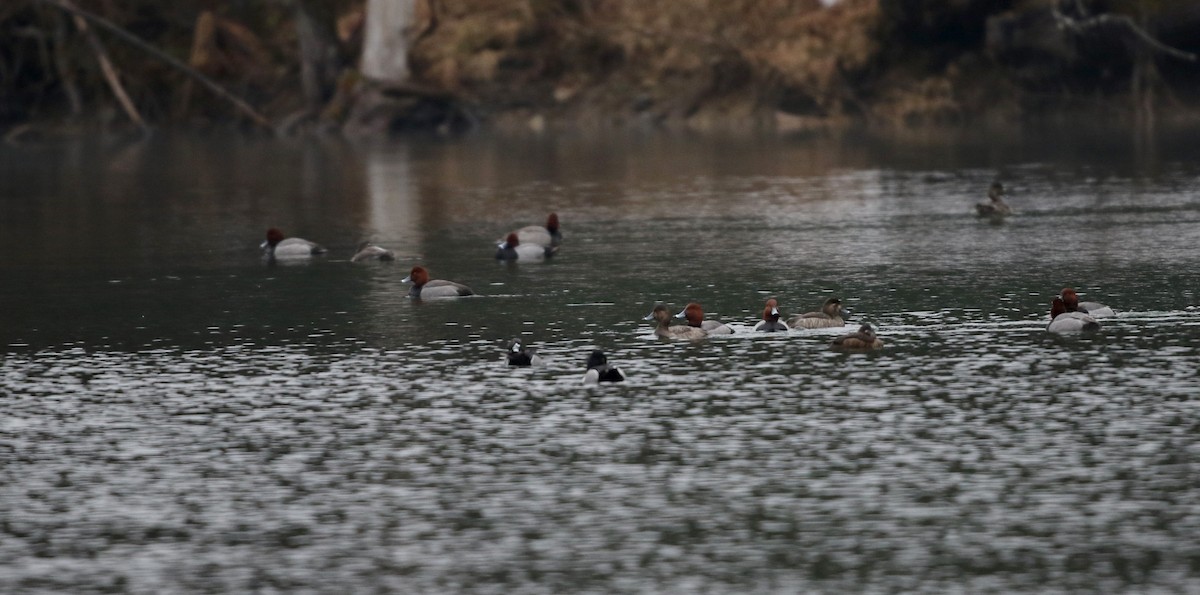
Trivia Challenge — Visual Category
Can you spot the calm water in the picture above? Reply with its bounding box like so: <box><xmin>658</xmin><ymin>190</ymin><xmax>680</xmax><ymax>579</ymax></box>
<box><xmin>2</xmin><ymin>129</ymin><xmax>1200</xmax><ymax>593</ymax></box>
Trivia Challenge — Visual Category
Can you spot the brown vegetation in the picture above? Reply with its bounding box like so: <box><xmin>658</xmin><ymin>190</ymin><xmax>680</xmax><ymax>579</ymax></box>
<box><xmin>1</xmin><ymin>0</ymin><xmax>1199</xmax><ymax>136</ymax></box>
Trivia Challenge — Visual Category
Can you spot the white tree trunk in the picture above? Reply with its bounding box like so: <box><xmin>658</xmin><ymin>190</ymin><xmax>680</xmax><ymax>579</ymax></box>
<box><xmin>361</xmin><ymin>0</ymin><xmax>413</xmax><ymax>82</ymax></box>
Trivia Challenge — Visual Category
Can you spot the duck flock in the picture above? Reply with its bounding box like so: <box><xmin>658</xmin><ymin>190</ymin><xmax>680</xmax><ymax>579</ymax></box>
<box><xmin>262</xmin><ymin>189</ymin><xmax>1114</xmax><ymax>383</ymax></box>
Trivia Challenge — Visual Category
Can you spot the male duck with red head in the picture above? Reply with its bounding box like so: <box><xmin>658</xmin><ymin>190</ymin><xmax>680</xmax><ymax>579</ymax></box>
<box><xmin>402</xmin><ymin>265</ymin><xmax>474</xmax><ymax>299</ymax></box>
<box><xmin>495</xmin><ymin>232</ymin><xmax>556</xmax><ymax>261</ymax></box>
<box><xmin>261</xmin><ymin>228</ymin><xmax>326</xmax><ymax>260</ymax></box>
<box><xmin>1048</xmin><ymin>294</ymin><xmax>1100</xmax><ymax>334</ymax></box>
<box><xmin>1060</xmin><ymin>287</ymin><xmax>1114</xmax><ymax>318</ymax></box>
<box><xmin>676</xmin><ymin>302</ymin><xmax>734</xmax><ymax>335</ymax></box>
<box><xmin>753</xmin><ymin>298</ymin><xmax>789</xmax><ymax>332</ymax></box>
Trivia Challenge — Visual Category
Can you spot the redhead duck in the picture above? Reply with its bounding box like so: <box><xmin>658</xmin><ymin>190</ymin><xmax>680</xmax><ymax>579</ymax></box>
<box><xmin>506</xmin><ymin>339</ymin><xmax>543</xmax><ymax>366</ymax></box>
<box><xmin>583</xmin><ymin>350</ymin><xmax>626</xmax><ymax>384</ymax></box>
<box><xmin>676</xmin><ymin>303</ymin><xmax>734</xmax><ymax>335</ymax></box>
<box><xmin>975</xmin><ymin>182</ymin><xmax>1013</xmax><ymax>217</ymax></box>
<box><xmin>787</xmin><ymin>297</ymin><xmax>848</xmax><ymax>329</ymax></box>
<box><xmin>644</xmin><ymin>304</ymin><xmax>708</xmax><ymax>341</ymax></box>
<box><xmin>753</xmin><ymin>298</ymin><xmax>790</xmax><ymax>332</ymax></box>
<box><xmin>351</xmin><ymin>242</ymin><xmax>395</xmax><ymax>262</ymax></box>
<box><xmin>262</xmin><ymin>228</ymin><xmax>326</xmax><ymax>259</ymax></box>
<box><xmin>1048</xmin><ymin>295</ymin><xmax>1100</xmax><ymax>333</ymax></box>
<box><xmin>1060</xmin><ymin>288</ymin><xmax>1114</xmax><ymax>318</ymax></box>
<box><xmin>495</xmin><ymin>232</ymin><xmax>556</xmax><ymax>261</ymax></box>
<box><xmin>830</xmin><ymin>324</ymin><xmax>884</xmax><ymax>351</ymax></box>
<box><xmin>506</xmin><ymin>212</ymin><xmax>562</xmax><ymax>248</ymax></box>
<box><xmin>402</xmin><ymin>265</ymin><xmax>474</xmax><ymax>299</ymax></box>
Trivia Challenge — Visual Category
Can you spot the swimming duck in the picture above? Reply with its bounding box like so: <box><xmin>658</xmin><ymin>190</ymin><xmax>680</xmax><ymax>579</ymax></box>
<box><xmin>644</xmin><ymin>304</ymin><xmax>708</xmax><ymax>341</ymax></box>
<box><xmin>787</xmin><ymin>297</ymin><xmax>849</xmax><ymax>329</ymax></box>
<box><xmin>262</xmin><ymin>228</ymin><xmax>326</xmax><ymax>259</ymax></box>
<box><xmin>402</xmin><ymin>265</ymin><xmax>474</xmax><ymax>299</ymax></box>
<box><xmin>1048</xmin><ymin>295</ymin><xmax>1100</xmax><ymax>333</ymax></box>
<box><xmin>506</xmin><ymin>339</ymin><xmax>542</xmax><ymax>366</ymax></box>
<box><xmin>351</xmin><ymin>242</ymin><xmax>395</xmax><ymax>262</ymax></box>
<box><xmin>975</xmin><ymin>182</ymin><xmax>1013</xmax><ymax>217</ymax></box>
<box><xmin>505</xmin><ymin>212</ymin><xmax>562</xmax><ymax>248</ymax></box>
<box><xmin>676</xmin><ymin>303</ymin><xmax>734</xmax><ymax>335</ymax></box>
<box><xmin>1060</xmin><ymin>288</ymin><xmax>1114</xmax><ymax>318</ymax></box>
<box><xmin>495</xmin><ymin>232</ymin><xmax>556</xmax><ymax>261</ymax></box>
<box><xmin>753</xmin><ymin>298</ymin><xmax>790</xmax><ymax>332</ymax></box>
<box><xmin>583</xmin><ymin>350</ymin><xmax>626</xmax><ymax>384</ymax></box>
<box><xmin>830</xmin><ymin>324</ymin><xmax>884</xmax><ymax>351</ymax></box>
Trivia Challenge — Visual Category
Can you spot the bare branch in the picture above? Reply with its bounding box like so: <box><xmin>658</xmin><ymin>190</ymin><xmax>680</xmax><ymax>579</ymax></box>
<box><xmin>1051</xmin><ymin>5</ymin><xmax>1198</xmax><ymax>62</ymax></box>
<box><xmin>37</xmin><ymin>0</ymin><xmax>273</xmax><ymax>128</ymax></box>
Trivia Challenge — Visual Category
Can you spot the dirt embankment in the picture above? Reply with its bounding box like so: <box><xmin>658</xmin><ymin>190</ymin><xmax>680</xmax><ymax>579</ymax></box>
<box><xmin>3</xmin><ymin>1</ymin><xmax>1200</xmax><ymax>137</ymax></box>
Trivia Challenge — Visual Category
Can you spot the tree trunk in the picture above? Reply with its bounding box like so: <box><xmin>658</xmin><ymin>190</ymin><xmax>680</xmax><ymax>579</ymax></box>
<box><xmin>361</xmin><ymin>0</ymin><xmax>413</xmax><ymax>82</ymax></box>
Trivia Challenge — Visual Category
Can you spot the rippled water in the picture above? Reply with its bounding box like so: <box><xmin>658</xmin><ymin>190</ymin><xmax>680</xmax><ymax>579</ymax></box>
<box><xmin>3</xmin><ymin>129</ymin><xmax>1200</xmax><ymax>592</ymax></box>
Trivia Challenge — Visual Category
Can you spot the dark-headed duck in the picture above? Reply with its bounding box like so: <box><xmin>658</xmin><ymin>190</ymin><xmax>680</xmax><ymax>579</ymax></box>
<box><xmin>583</xmin><ymin>350</ymin><xmax>626</xmax><ymax>384</ymax></box>
<box><xmin>262</xmin><ymin>228</ymin><xmax>326</xmax><ymax>260</ymax></box>
<box><xmin>830</xmin><ymin>324</ymin><xmax>884</xmax><ymax>351</ymax></box>
<box><xmin>788</xmin><ymin>297</ymin><xmax>849</xmax><ymax>329</ymax></box>
<box><xmin>506</xmin><ymin>339</ymin><xmax>542</xmax><ymax>366</ymax></box>
<box><xmin>495</xmin><ymin>232</ymin><xmax>556</xmax><ymax>261</ymax></box>
<box><xmin>644</xmin><ymin>304</ymin><xmax>707</xmax><ymax>341</ymax></box>
<box><xmin>402</xmin><ymin>265</ymin><xmax>474</xmax><ymax>299</ymax></box>
<box><xmin>1060</xmin><ymin>287</ymin><xmax>1114</xmax><ymax>318</ymax></box>
<box><xmin>1048</xmin><ymin>295</ymin><xmax>1100</xmax><ymax>334</ymax></box>
<box><xmin>753</xmin><ymin>298</ymin><xmax>790</xmax><ymax>332</ymax></box>
<box><xmin>676</xmin><ymin>303</ymin><xmax>734</xmax><ymax>335</ymax></box>
<box><xmin>975</xmin><ymin>182</ymin><xmax>1013</xmax><ymax>217</ymax></box>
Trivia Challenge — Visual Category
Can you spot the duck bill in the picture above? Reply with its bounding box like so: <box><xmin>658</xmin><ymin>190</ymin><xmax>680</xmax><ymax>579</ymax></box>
<box><xmin>259</xmin><ymin>240</ymin><xmax>269</xmax><ymax>249</ymax></box>
<box><xmin>402</xmin><ymin>276</ymin><xmax>412</xmax><ymax>283</ymax></box>
<box><xmin>642</xmin><ymin>312</ymin><xmax>655</xmax><ymax>321</ymax></box>
<box><xmin>674</xmin><ymin>309</ymin><xmax>687</xmax><ymax>319</ymax></box>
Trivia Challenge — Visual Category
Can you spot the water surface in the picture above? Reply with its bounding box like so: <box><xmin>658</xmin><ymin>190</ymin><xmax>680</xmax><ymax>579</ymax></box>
<box><xmin>2</xmin><ymin>129</ymin><xmax>1200</xmax><ymax>592</ymax></box>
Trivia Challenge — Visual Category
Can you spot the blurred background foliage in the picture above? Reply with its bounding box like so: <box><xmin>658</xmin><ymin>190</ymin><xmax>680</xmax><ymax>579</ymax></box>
<box><xmin>1</xmin><ymin>0</ymin><xmax>1198</xmax><ymax>134</ymax></box>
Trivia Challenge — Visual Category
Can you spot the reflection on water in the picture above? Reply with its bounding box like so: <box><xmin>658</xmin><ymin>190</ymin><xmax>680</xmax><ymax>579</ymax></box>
<box><xmin>2</xmin><ymin>129</ymin><xmax>1200</xmax><ymax>592</ymax></box>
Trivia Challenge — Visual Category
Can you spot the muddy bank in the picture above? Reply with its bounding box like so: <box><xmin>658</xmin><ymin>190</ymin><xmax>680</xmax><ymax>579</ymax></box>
<box><xmin>3</xmin><ymin>1</ymin><xmax>1200</xmax><ymax>137</ymax></box>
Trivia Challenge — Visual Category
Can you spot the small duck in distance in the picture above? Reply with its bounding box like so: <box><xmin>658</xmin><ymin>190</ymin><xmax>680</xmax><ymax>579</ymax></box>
<box><xmin>1048</xmin><ymin>295</ymin><xmax>1100</xmax><ymax>334</ymax></box>
<box><xmin>583</xmin><ymin>350</ymin><xmax>626</xmax><ymax>384</ymax></box>
<box><xmin>351</xmin><ymin>242</ymin><xmax>395</xmax><ymax>262</ymax></box>
<box><xmin>504</xmin><ymin>212</ymin><xmax>562</xmax><ymax>248</ymax></box>
<box><xmin>495</xmin><ymin>232</ymin><xmax>556</xmax><ymax>262</ymax></box>
<box><xmin>402</xmin><ymin>265</ymin><xmax>474</xmax><ymax>299</ymax></box>
<box><xmin>975</xmin><ymin>182</ymin><xmax>1013</xmax><ymax>218</ymax></box>
<box><xmin>788</xmin><ymin>297</ymin><xmax>849</xmax><ymax>329</ymax></box>
<box><xmin>1060</xmin><ymin>287</ymin><xmax>1114</xmax><ymax>318</ymax></box>
<box><xmin>262</xmin><ymin>228</ymin><xmax>326</xmax><ymax>260</ymax></box>
<box><xmin>676</xmin><ymin>303</ymin><xmax>734</xmax><ymax>335</ymax></box>
<box><xmin>644</xmin><ymin>304</ymin><xmax>707</xmax><ymax>341</ymax></box>
<box><xmin>506</xmin><ymin>339</ymin><xmax>542</xmax><ymax>366</ymax></box>
<box><xmin>830</xmin><ymin>324</ymin><xmax>884</xmax><ymax>352</ymax></box>
<box><xmin>753</xmin><ymin>298</ymin><xmax>790</xmax><ymax>332</ymax></box>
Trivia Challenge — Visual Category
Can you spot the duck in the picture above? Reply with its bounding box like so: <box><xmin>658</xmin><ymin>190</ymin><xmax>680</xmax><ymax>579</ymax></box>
<box><xmin>676</xmin><ymin>303</ymin><xmax>734</xmax><ymax>335</ymax></box>
<box><xmin>495</xmin><ymin>232</ymin><xmax>556</xmax><ymax>261</ymax></box>
<box><xmin>506</xmin><ymin>339</ymin><xmax>542</xmax><ymax>366</ymax></box>
<box><xmin>644</xmin><ymin>304</ymin><xmax>708</xmax><ymax>341</ymax></box>
<box><xmin>1048</xmin><ymin>295</ymin><xmax>1100</xmax><ymax>333</ymax></box>
<box><xmin>753</xmin><ymin>298</ymin><xmax>790</xmax><ymax>332</ymax></box>
<box><xmin>505</xmin><ymin>212</ymin><xmax>562</xmax><ymax>248</ymax></box>
<box><xmin>830</xmin><ymin>324</ymin><xmax>884</xmax><ymax>351</ymax></box>
<box><xmin>261</xmin><ymin>228</ymin><xmax>326</xmax><ymax>259</ymax></box>
<box><xmin>787</xmin><ymin>297</ymin><xmax>849</xmax><ymax>329</ymax></box>
<box><xmin>351</xmin><ymin>242</ymin><xmax>395</xmax><ymax>262</ymax></box>
<box><xmin>583</xmin><ymin>350</ymin><xmax>626</xmax><ymax>384</ymax></box>
<box><xmin>1060</xmin><ymin>287</ymin><xmax>1114</xmax><ymax>318</ymax></box>
<box><xmin>975</xmin><ymin>182</ymin><xmax>1013</xmax><ymax>217</ymax></box>
<box><xmin>402</xmin><ymin>265</ymin><xmax>474</xmax><ymax>299</ymax></box>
